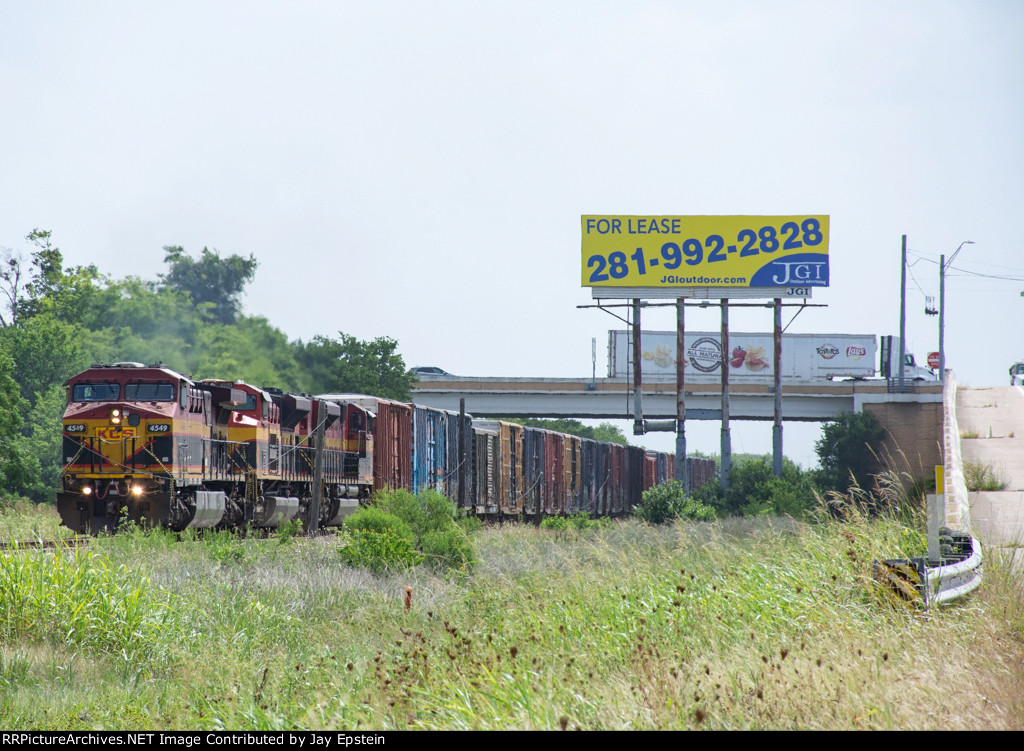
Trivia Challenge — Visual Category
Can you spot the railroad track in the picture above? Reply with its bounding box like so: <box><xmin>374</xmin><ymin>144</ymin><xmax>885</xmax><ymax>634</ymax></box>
<box><xmin>0</xmin><ymin>536</ymin><xmax>91</xmax><ymax>552</ymax></box>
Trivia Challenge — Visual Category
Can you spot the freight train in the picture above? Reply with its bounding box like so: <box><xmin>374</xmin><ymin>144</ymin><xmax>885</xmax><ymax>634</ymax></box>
<box><xmin>57</xmin><ymin>363</ymin><xmax>693</xmax><ymax>534</ymax></box>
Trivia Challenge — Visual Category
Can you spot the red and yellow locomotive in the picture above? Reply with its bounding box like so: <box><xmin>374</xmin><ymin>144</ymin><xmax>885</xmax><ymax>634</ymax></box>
<box><xmin>57</xmin><ymin>363</ymin><xmax>372</xmax><ymax>534</ymax></box>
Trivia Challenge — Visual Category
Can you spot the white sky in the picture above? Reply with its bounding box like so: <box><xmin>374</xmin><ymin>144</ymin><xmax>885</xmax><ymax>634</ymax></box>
<box><xmin>3</xmin><ymin>1</ymin><xmax>1022</xmax><ymax>468</ymax></box>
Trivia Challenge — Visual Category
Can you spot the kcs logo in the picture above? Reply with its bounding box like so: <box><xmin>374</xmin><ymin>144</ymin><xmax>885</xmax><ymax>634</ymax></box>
<box><xmin>97</xmin><ymin>427</ymin><xmax>137</xmax><ymax>440</ymax></box>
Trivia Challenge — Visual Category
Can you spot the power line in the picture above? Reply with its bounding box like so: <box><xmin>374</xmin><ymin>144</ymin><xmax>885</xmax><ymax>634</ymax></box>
<box><xmin>946</xmin><ymin>264</ymin><xmax>1024</xmax><ymax>282</ymax></box>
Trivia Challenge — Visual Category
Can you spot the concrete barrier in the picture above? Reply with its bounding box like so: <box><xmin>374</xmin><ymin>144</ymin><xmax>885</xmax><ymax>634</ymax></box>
<box><xmin>942</xmin><ymin>371</ymin><xmax>972</xmax><ymax>533</ymax></box>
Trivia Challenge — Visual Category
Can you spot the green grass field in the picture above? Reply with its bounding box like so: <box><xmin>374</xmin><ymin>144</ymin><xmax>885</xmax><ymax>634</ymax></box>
<box><xmin>0</xmin><ymin>500</ymin><xmax>1021</xmax><ymax>730</ymax></box>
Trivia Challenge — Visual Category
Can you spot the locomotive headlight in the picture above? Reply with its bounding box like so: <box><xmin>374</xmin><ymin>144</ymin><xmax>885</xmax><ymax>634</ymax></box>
<box><xmin>111</xmin><ymin>409</ymin><xmax>121</xmax><ymax>424</ymax></box>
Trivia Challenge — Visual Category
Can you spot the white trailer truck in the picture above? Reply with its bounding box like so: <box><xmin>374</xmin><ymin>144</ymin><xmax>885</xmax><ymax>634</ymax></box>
<box><xmin>608</xmin><ymin>331</ymin><xmax>935</xmax><ymax>382</ymax></box>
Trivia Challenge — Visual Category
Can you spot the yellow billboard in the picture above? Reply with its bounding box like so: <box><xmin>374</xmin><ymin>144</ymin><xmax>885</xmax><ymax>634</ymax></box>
<box><xmin>581</xmin><ymin>215</ymin><xmax>829</xmax><ymax>288</ymax></box>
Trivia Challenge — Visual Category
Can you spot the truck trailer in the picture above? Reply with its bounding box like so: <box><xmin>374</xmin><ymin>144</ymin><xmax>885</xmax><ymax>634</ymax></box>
<box><xmin>608</xmin><ymin>331</ymin><xmax>934</xmax><ymax>383</ymax></box>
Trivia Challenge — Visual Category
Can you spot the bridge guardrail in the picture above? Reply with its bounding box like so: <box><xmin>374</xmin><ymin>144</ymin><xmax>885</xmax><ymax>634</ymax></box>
<box><xmin>874</xmin><ymin>371</ymin><xmax>982</xmax><ymax>608</ymax></box>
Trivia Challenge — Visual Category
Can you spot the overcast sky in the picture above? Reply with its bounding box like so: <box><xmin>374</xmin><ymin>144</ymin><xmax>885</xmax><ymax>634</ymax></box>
<box><xmin>3</xmin><ymin>1</ymin><xmax>1022</xmax><ymax>467</ymax></box>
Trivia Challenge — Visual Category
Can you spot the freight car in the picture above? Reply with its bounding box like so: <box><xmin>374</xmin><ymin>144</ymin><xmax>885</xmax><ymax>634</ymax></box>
<box><xmin>57</xmin><ymin>363</ymin><xmax>681</xmax><ymax>534</ymax></box>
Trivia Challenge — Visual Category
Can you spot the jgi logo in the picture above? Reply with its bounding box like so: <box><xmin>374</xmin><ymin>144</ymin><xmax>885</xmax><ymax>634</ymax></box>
<box><xmin>771</xmin><ymin>261</ymin><xmax>827</xmax><ymax>285</ymax></box>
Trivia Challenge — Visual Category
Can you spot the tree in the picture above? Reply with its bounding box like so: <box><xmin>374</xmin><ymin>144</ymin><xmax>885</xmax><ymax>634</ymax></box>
<box><xmin>15</xmin><ymin>383</ymin><xmax>66</xmax><ymax>503</ymax></box>
<box><xmin>503</xmin><ymin>418</ymin><xmax>630</xmax><ymax>445</ymax></box>
<box><xmin>2</xmin><ymin>230</ymin><xmax>64</xmax><ymax>327</ymax></box>
<box><xmin>2</xmin><ymin>230</ymin><xmax>111</xmax><ymax>334</ymax></box>
<box><xmin>295</xmin><ymin>333</ymin><xmax>415</xmax><ymax>400</ymax></box>
<box><xmin>0</xmin><ymin>314</ymin><xmax>84</xmax><ymax>404</ymax></box>
<box><xmin>0</xmin><ymin>350</ymin><xmax>37</xmax><ymax>497</ymax></box>
<box><xmin>160</xmin><ymin>246</ymin><xmax>258</xmax><ymax>325</ymax></box>
<box><xmin>814</xmin><ymin>411</ymin><xmax>886</xmax><ymax>494</ymax></box>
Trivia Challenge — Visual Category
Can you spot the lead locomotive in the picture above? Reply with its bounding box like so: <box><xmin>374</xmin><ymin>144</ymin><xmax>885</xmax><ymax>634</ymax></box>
<box><xmin>57</xmin><ymin>363</ymin><xmax>371</xmax><ymax>534</ymax></box>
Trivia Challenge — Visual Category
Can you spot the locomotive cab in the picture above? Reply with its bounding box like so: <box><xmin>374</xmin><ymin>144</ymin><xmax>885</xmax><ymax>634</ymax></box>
<box><xmin>57</xmin><ymin>363</ymin><xmax>205</xmax><ymax>534</ymax></box>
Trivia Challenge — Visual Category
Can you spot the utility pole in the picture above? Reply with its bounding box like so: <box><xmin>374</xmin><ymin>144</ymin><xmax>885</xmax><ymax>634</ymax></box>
<box><xmin>939</xmin><ymin>241</ymin><xmax>974</xmax><ymax>377</ymax></box>
<box><xmin>309</xmin><ymin>400</ymin><xmax>326</xmax><ymax>536</ymax></box>
<box><xmin>899</xmin><ymin>235</ymin><xmax>907</xmax><ymax>392</ymax></box>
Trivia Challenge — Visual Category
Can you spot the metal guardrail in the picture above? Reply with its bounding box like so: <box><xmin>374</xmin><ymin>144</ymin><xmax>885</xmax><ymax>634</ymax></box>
<box><xmin>874</xmin><ymin>533</ymin><xmax>983</xmax><ymax>608</ymax></box>
<box><xmin>874</xmin><ymin>372</ymin><xmax>983</xmax><ymax>608</ymax></box>
<box><xmin>927</xmin><ymin>534</ymin><xmax>983</xmax><ymax>606</ymax></box>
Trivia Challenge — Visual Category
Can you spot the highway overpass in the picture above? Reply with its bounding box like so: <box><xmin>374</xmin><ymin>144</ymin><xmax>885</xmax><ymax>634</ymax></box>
<box><xmin>412</xmin><ymin>376</ymin><xmax>942</xmax><ymax>422</ymax></box>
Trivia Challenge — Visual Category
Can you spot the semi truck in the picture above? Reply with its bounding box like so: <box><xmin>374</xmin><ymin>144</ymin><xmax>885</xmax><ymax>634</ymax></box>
<box><xmin>607</xmin><ymin>331</ymin><xmax>935</xmax><ymax>382</ymax></box>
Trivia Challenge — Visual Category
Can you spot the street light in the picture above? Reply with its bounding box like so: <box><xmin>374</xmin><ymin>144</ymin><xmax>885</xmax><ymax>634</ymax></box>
<box><xmin>939</xmin><ymin>241</ymin><xmax>974</xmax><ymax>378</ymax></box>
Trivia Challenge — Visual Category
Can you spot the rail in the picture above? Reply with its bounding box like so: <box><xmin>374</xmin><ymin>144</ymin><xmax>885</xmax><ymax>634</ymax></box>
<box><xmin>0</xmin><ymin>536</ymin><xmax>91</xmax><ymax>552</ymax></box>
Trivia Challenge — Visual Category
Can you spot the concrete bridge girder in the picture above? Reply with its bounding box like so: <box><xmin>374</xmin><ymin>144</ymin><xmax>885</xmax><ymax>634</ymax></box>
<box><xmin>412</xmin><ymin>377</ymin><xmax>942</xmax><ymax>423</ymax></box>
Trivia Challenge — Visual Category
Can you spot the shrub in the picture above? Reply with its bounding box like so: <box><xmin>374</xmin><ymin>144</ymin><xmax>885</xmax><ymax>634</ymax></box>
<box><xmin>343</xmin><ymin>506</ymin><xmax>415</xmax><ymax>542</ymax></box>
<box><xmin>568</xmin><ymin>511</ymin><xmax>604</xmax><ymax>531</ymax></box>
<box><xmin>373</xmin><ymin>489</ymin><xmax>456</xmax><ymax>544</ymax></box>
<box><xmin>339</xmin><ymin>507</ymin><xmax>420</xmax><ymax>572</ymax></box>
<box><xmin>722</xmin><ymin>459</ymin><xmax>816</xmax><ymax>518</ymax></box>
<box><xmin>342</xmin><ymin>490</ymin><xmax>475</xmax><ymax>573</ymax></box>
<box><xmin>634</xmin><ymin>481</ymin><xmax>716</xmax><ymax>524</ymax></box>
<box><xmin>540</xmin><ymin>516</ymin><xmax>568</xmax><ymax>531</ymax></box>
<box><xmin>420</xmin><ymin>527</ymin><xmax>474</xmax><ymax>571</ymax></box>
<box><xmin>456</xmin><ymin>512</ymin><xmax>483</xmax><ymax>534</ymax></box>
<box><xmin>338</xmin><ymin>528</ymin><xmax>423</xmax><ymax>572</ymax></box>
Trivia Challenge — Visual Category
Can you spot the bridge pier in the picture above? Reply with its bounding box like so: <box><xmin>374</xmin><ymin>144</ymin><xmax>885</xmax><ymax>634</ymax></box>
<box><xmin>860</xmin><ymin>399</ymin><xmax>943</xmax><ymax>485</ymax></box>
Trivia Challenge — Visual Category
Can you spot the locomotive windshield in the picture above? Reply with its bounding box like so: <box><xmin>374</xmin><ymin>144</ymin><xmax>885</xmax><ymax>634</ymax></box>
<box><xmin>125</xmin><ymin>382</ymin><xmax>176</xmax><ymax>401</ymax></box>
<box><xmin>72</xmin><ymin>383</ymin><xmax>121</xmax><ymax>402</ymax></box>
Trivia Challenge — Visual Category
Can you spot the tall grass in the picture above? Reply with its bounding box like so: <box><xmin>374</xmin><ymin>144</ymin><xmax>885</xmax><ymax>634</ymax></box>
<box><xmin>0</xmin><ymin>503</ymin><xmax>1020</xmax><ymax>730</ymax></box>
<box><xmin>0</xmin><ymin>498</ymin><xmax>74</xmax><ymax>541</ymax></box>
<box><xmin>0</xmin><ymin>543</ymin><xmax>173</xmax><ymax>664</ymax></box>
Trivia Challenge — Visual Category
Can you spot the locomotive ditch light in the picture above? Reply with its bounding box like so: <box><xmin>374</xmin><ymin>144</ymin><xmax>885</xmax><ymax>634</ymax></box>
<box><xmin>82</xmin><ymin>485</ymin><xmax>92</xmax><ymax>495</ymax></box>
<box><xmin>131</xmin><ymin>485</ymin><xmax>143</xmax><ymax>496</ymax></box>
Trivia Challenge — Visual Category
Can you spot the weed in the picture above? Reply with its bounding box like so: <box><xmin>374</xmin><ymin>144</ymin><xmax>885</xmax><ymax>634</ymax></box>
<box><xmin>963</xmin><ymin>462</ymin><xmax>1007</xmax><ymax>491</ymax></box>
<box><xmin>275</xmin><ymin>519</ymin><xmax>302</xmax><ymax>544</ymax></box>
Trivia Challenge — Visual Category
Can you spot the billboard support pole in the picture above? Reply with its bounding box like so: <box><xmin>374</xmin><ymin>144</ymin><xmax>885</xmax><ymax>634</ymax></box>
<box><xmin>899</xmin><ymin>234</ymin><xmax>907</xmax><ymax>392</ymax></box>
<box><xmin>676</xmin><ymin>298</ymin><xmax>687</xmax><ymax>491</ymax></box>
<box><xmin>632</xmin><ymin>298</ymin><xmax>643</xmax><ymax>435</ymax></box>
<box><xmin>720</xmin><ymin>300</ymin><xmax>731</xmax><ymax>491</ymax></box>
<box><xmin>773</xmin><ymin>298</ymin><xmax>783</xmax><ymax>477</ymax></box>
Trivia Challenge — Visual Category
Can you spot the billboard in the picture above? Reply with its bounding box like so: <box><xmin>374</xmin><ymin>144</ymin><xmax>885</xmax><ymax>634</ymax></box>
<box><xmin>607</xmin><ymin>330</ymin><xmax>875</xmax><ymax>382</ymax></box>
<box><xmin>582</xmin><ymin>215</ymin><xmax>829</xmax><ymax>289</ymax></box>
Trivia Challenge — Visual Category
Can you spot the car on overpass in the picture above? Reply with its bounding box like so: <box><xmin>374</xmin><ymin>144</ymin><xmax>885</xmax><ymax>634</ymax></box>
<box><xmin>411</xmin><ymin>366</ymin><xmax>453</xmax><ymax>377</ymax></box>
<box><xmin>1010</xmin><ymin>361</ymin><xmax>1024</xmax><ymax>386</ymax></box>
